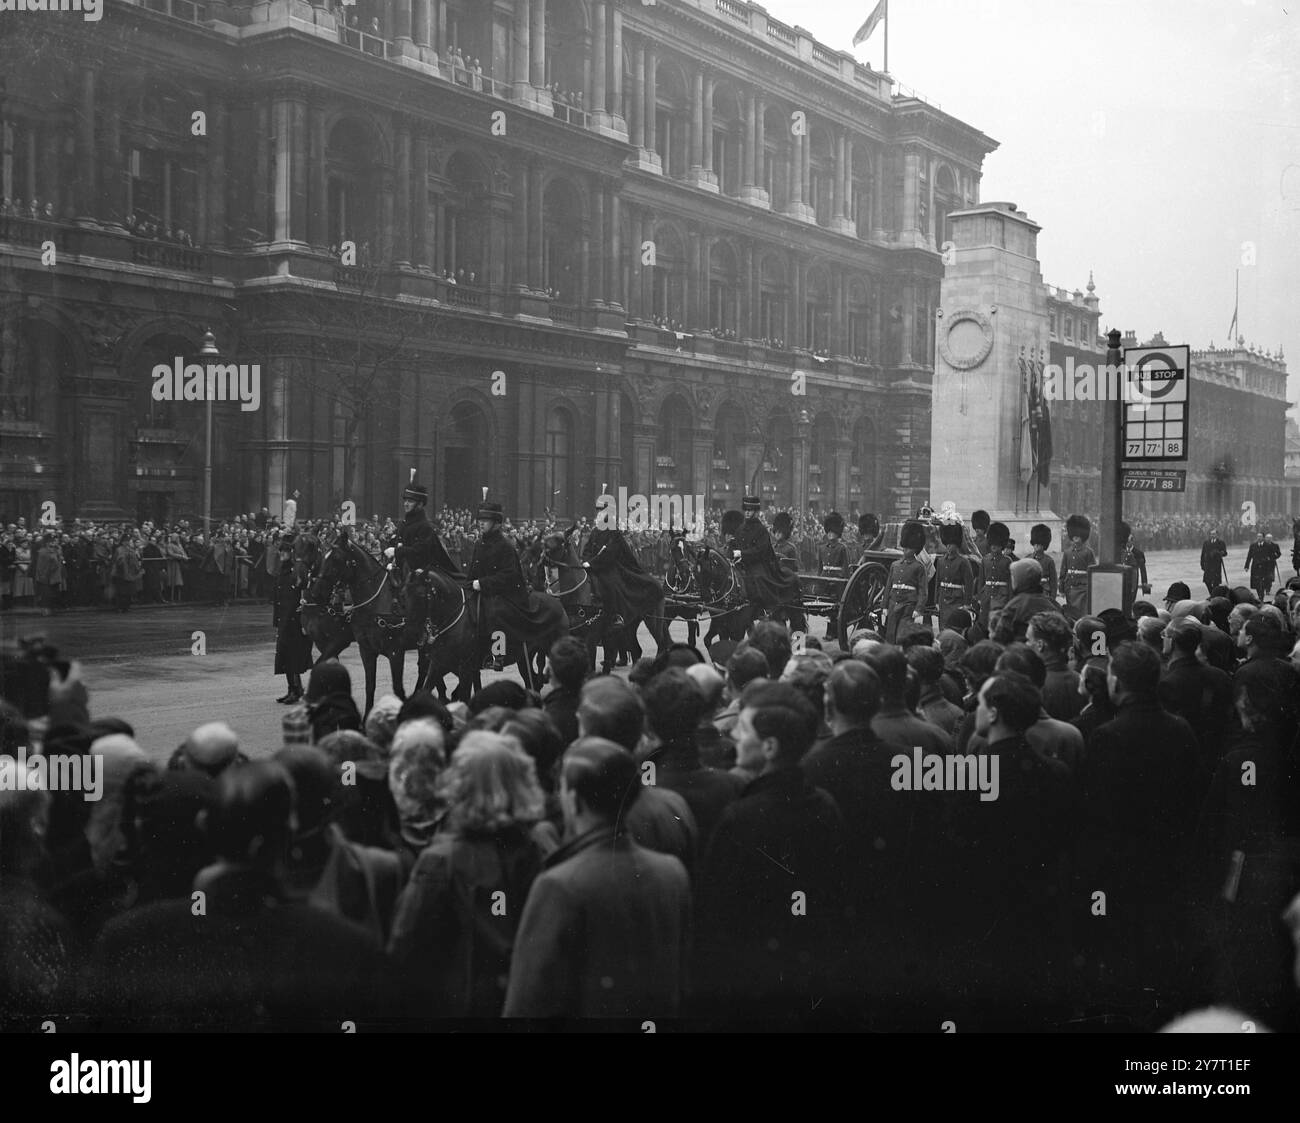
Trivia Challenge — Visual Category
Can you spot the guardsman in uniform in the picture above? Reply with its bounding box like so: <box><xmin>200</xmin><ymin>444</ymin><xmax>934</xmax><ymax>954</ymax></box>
<box><xmin>770</xmin><ymin>510</ymin><xmax>808</xmax><ymax>633</ymax></box>
<box><xmin>1119</xmin><ymin>521</ymin><xmax>1151</xmax><ymax>596</ymax></box>
<box><xmin>935</xmin><ymin>521</ymin><xmax>976</xmax><ymax>629</ymax></box>
<box><xmin>1061</xmin><ymin>514</ymin><xmax>1096</xmax><ymax>622</ymax></box>
<box><xmin>383</xmin><ymin>476</ymin><xmax>461</xmax><ymax>642</ymax></box>
<box><xmin>818</xmin><ymin>511</ymin><xmax>848</xmax><ymax>576</ymax></box>
<box><xmin>970</xmin><ymin>509</ymin><xmax>991</xmax><ymax>559</ymax></box>
<box><xmin>467</xmin><ymin>499</ymin><xmax>531</xmax><ymax>664</ymax></box>
<box><xmin>816</xmin><ymin>511</ymin><xmax>846</xmax><ymax>637</ymax></box>
<box><xmin>1029</xmin><ymin>524</ymin><xmax>1058</xmax><ymax>601</ymax></box>
<box><xmin>731</xmin><ymin>495</ymin><xmax>800</xmax><ymax>613</ymax></box>
<box><xmin>977</xmin><ymin>521</ymin><xmax>1013</xmax><ymax>630</ymax></box>
<box><xmin>858</xmin><ymin>512</ymin><xmax>883</xmax><ymax>552</ymax></box>
<box><xmin>884</xmin><ymin>520</ymin><xmax>927</xmax><ymax>643</ymax></box>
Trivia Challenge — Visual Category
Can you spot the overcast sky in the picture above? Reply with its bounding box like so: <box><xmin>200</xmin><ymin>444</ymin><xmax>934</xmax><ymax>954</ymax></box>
<box><xmin>761</xmin><ymin>0</ymin><xmax>1300</xmax><ymax>412</ymax></box>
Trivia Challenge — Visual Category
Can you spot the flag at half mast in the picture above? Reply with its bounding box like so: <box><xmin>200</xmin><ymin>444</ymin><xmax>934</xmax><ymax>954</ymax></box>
<box><xmin>853</xmin><ymin>0</ymin><xmax>887</xmax><ymax>46</ymax></box>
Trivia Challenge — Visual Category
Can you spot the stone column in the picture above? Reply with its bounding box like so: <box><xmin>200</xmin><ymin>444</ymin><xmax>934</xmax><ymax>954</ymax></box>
<box><xmin>902</xmin><ymin>148</ymin><xmax>921</xmax><ymax>244</ymax></box>
<box><xmin>413</xmin><ymin>0</ymin><xmax>430</xmax><ymax>48</ymax></box>
<box><xmin>801</xmin><ymin>121</ymin><xmax>811</xmax><ymax>205</ymax></box>
<box><xmin>926</xmin><ymin>154</ymin><xmax>936</xmax><ymax>248</ymax></box>
<box><xmin>308</xmin><ymin>101</ymin><xmax>327</xmax><ymax>248</ymax></box>
<box><xmin>527</xmin><ymin>159</ymin><xmax>544</xmax><ymax>290</ymax></box>
<box><xmin>393</xmin><ymin>121</ymin><xmax>411</xmax><ymax>265</ymax></box>
<box><xmin>645</xmin><ymin>50</ymin><xmax>657</xmax><ymax>153</ymax></box>
<box><xmin>609</xmin><ymin>5</ymin><xmax>623</xmax><ymax>120</ymax></box>
<box><xmin>529</xmin><ymin>0</ymin><xmax>546</xmax><ymax>88</ymax></box>
<box><xmin>411</xmin><ymin>133</ymin><xmax>428</xmax><ymax>267</ymax></box>
<box><xmin>833</xmin><ymin>132</ymin><xmax>845</xmax><ymax>218</ymax></box>
<box><xmin>97</xmin><ymin>84</ymin><xmax>126</xmax><ymax>225</ymax></box>
<box><xmin>607</xmin><ymin>190</ymin><xmax>622</xmax><ymax>310</ymax></box>
<box><xmin>872</xmin><ymin>146</ymin><xmax>886</xmax><ymax>239</ymax></box>
<box><xmin>627</xmin><ymin>203</ymin><xmax>643</xmax><ymax>316</ymax></box>
<box><xmin>592</xmin><ymin>2</ymin><xmax>607</xmax><ymax>115</ymax></box>
<box><xmin>702</xmin><ymin>73</ymin><xmax>714</xmax><ymax>174</ymax></box>
<box><xmin>393</xmin><ymin>0</ymin><xmax>412</xmax><ymax>46</ymax></box>
<box><xmin>690</xmin><ymin>69</ymin><xmax>704</xmax><ymax>172</ymax></box>
<box><xmin>589</xmin><ymin>188</ymin><xmax>605</xmax><ymax>304</ymax></box>
<box><xmin>631</xmin><ymin>45</ymin><xmax>645</xmax><ymax>148</ymax></box>
<box><xmin>513</xmin><ymin>0</ymin><xmax>531</xmax><ymax>92</ymax></box>
<box><xmin>742</xmin><ymin>92</ymin><xmax>755</xmax><ymax>188</ymax></box>
<box><xmin>74</xmin><ymin>67</ymin><xmax>96</xmax><ymax>221</ymax></box>
<box><xmin>510</xmin><ymin>163</ymin><xmax>528</xmax><ymax>289</ymax></box>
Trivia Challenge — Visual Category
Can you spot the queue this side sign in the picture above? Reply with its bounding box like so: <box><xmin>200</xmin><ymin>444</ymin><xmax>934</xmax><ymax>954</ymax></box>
<box><xmin>1121</xmin><ymin>344</ymin><xmax>1191</xmax><ymax>463</ymax></box>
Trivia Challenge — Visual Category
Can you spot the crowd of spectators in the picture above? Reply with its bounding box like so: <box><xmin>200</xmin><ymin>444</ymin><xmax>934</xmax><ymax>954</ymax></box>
<box><xmin>4</xmin><ymin>571</ymin><xmax>1300</xmax><ymax>1028</ymax></box>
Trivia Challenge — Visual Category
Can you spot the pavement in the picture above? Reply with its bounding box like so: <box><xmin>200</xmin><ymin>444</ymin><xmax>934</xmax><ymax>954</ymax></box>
<box><xmin>3</xmin><ymin>546</ymin><xmax>1293</xmax><ymax>765</ymax></box>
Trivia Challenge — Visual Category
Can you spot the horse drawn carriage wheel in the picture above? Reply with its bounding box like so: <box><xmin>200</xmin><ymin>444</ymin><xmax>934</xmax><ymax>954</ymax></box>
<box><xmin>837</xmin><ymin>563</ymin><xmax>889</xmax><ymax>649</ymax></box>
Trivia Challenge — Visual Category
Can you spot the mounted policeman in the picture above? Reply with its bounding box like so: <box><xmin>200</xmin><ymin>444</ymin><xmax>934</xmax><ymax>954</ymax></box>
<box><xmin>383</xmin><ymin>472</ymin><xmax>463</xmax><ymax>644</ymax></box>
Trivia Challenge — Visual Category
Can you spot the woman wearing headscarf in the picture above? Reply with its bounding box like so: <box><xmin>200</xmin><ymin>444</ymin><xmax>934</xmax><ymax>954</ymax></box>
<box><xmin>304</xmin><ymin>660</ymin><xmax>362</xmax><ymax>738</ymax></box>
<box><xmin>388</xmin><ymin>731</ymin><xmax>548</xmax><ymax>1016</ymax></box>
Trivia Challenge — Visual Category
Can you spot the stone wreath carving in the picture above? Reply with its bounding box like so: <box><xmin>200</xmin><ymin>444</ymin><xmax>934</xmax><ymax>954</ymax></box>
<box><xmin>937</xmin><ymin>307</ymin><xmax>995</xmax><ymax>371</ymax></box>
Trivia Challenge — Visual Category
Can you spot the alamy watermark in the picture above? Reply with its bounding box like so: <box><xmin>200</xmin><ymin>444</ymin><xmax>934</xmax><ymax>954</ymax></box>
<box><xmin>152</xmin><ymin>357</ymin><xmax>261</xmax><ymax>412</ymax></box>
<box><xmin>595</xmin><ymin>487</ymin><xmax>706</xmax><ymax>534</ymax></box>
<box><xmin>0</xmin><ymin>0</ymin><xmax>102</xmax><ymax>20</ymax></box>
<box><xmin>1042</xmin><ymin>358</ymin><xmax>1176</xmax><ymax>408</ymax></box>
<box><xmin>0</xmin><ymin>746</ymin><xmax>104</xmax><ymax>801</ymax></box>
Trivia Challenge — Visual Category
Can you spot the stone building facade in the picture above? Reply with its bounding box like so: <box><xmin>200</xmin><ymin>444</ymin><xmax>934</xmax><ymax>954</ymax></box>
<box><xmin>0</xmin><ymin>0</ymin><xmax>995</xmax><ymax>526</ymax></box>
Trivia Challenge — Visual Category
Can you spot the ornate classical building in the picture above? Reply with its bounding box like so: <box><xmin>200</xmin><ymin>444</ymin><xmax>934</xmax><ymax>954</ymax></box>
<box><xmin>0</xmin><ymin>0</ymin><xmax>995</xmax><ymax>526</ymax></box>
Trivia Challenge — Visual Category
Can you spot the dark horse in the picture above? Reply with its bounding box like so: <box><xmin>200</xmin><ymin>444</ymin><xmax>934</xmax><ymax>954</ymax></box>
<box><xmin>308</xmin><ymin>530</ymin><xmax>435</xmax><ymax>715</ymax></box>
<box><xmin>293</xmin><ymin>529</ymin><xmax>354</xmax><ymax>665</ymax></box>
<box><xmin>661</xmin><ymin>536</ymin><xmax>759</xmax><ymax>653</ymax></box>
<box><xmin>526</xmin><ymin>530</ymin><xmax>665</xmax><ymax>674</ymax></box>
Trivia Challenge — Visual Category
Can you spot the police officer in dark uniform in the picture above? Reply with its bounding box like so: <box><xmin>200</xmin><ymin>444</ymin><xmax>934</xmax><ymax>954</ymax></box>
<box><xmin>273</xmin><ymin>531</ymin><xmax>313</xmax><ymax>704</ymax></box>
<box><xmin>467</xmin><ymin>499</ymin><xmax>531</xmax><ymax>664</ymax></box>
<box><xmin>383</xmin><ymin>478</ymin><xmax>461</xmax><ymax>642</ymax></box>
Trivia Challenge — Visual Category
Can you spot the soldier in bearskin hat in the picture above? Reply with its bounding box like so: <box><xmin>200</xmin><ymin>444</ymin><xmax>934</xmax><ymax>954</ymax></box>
<box><xmin>383</xmin><ymin>473</ymin><xmax>462</xmax><ymax>642</ymax></box>
<box><xmin>770</xmin><ymin>511</ymin><xmax>807</xmax><ymax>632</ymax></box>
<box><xmin>1029</xmin><ymin>523</ymin><xmax>1058</xmax><ymax>600</ymax></box>
<box><xmin>976</xmin><ymin>521</ymin><xmax>1012</xmax><ymax>628</ymax></box>
<box><xmin>728</xmin><ymin>496</ymin><xmax>800</xmax><ymax>613</ymax></box>
<box><xmin>1118</xmin><ymin>520</ymin><xmax>1151</xmax><ymax>595</ymax></box>
<box><xmin>883</xmin><ymin>520</ymin><xmax>928</xmax><ymax>643</ymax></box>
<box><xmin>935</xmin><ymin>520</ymin><xmax>976</xmax><ymax>629</ymax></box>
<box><xmin>858</xmin><ymin>512</ymin><xmax>883</xmax><ymax>552</ymax></box>
<box><xmin>819</xmin><ymin>511</ymin><xmax>847</xmax><ymax>576</ymax></box>
<box><xmin>1061</xmin><ymin>514</ymin><xmax>1096</xmax><ymax>621</ymax></box>
<box><xmin>970</xmin><ymin>509</ymin><xmax>991</xmax><ymax>558</ymax></box>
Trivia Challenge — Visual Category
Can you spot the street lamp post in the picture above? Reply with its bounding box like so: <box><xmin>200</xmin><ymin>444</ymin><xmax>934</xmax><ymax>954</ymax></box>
<box><xmin>198</xmin><ymin>328</ymin><xmax>220</xmax><ymax>535</ymax></box>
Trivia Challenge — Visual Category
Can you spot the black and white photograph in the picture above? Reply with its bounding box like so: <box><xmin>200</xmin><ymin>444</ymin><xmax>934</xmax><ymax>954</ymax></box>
<box><xmin>1</xmin><ymin>0</ymin><xmax>1299</xmax><ymax>1081</ymax></box>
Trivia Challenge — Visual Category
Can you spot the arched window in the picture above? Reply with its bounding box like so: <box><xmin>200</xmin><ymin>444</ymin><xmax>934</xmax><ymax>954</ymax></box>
<box><xmin>759</xmin><ymin>255</ymin><xmax>788</xmax><ymax>346</ymax></box>
<box><xmin>652</xmin><ymin>225</ymin><xmax>686</xmax><ymax>324</ymax></box>
<box><xmin>805</xmin><ymin>268</ymin><xmax>830</xmax><ymax>353</ymax></box>
<box><xmin>326</xmin><ymin>119</ymin><xmax>381</xmax><ymax>257</ymax></box>
<box><xmin>542</xmin><ymin>178</ymin><xmax>584</xmax><ymax>302</ymax></box>
<box><xmin>708</xmin><ymin>240</ymin><xmax>739</xmax><ymax>335</ymax></box>
<box><xmin>657</xmin><ymin>394</ymin><xmax>693</xmax><ymax>494</ymax></box>
<box><xmin>0</xmin><ymin>316</ymin><xmax>71</xmax><ymax>430</ymax></box>
<box><xmin>655</xmin><ymin>63</ymin><xmax>690</xmax><ymax>179</ymax></box>
<box><xmin>125</xmin><ymin>85</ymin><xmax>202</xmax><ymax>239</ymax></box>
<box><xmin>712</xmin><ymin>83</ymin><xmax>743</xmax><ymax>196</ymax></box>
<box><xmin>546</xmin><ymin>0</ymin><xmax>588</xmax><ymax>107</ymax></box>
<box><xmin>712</xmin><ymin>400</ymin><xmax>745</xmax><ymax>504</ymax></box>
<box><xmin>544</xmin><ymin>406</ymin><xmax>574</xmax><ymax>510</ymax></box>
<box><xmin>851</xmin><ymin>416</ymin><xmax>878</xmax><ymax>513</ymax></box>
<box><xmin>445</xmin><ymin>151</ymin><xmax>489</xmax><ymax>282</ymax></box>
<box><xmin>444</xmin><ymin>400</ymin><xmax>490</xmax><ymax>510</ymax></box>
<box><xmin>134</xmin><ymin>332</ymin><xmax>197</xmax><ymax>431</ymax></box>
<box><xmin>810</xmin><ymin>413</ymin><xmax>836</xmax><ymax>512</ymax></box>
<box><xmin>763</xmin><ymin>412</ymin><xmax>793</xmax><ymax>507</ymax></box>
<box><xmin>851</xmin><ymin>142</ymin><xmax>873</xmax><ymax>238</ymax></box>
<box><xmin>848</xmin><ymin>279</ymin><xmax>871</xmax><ymax>361</ymax></box>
